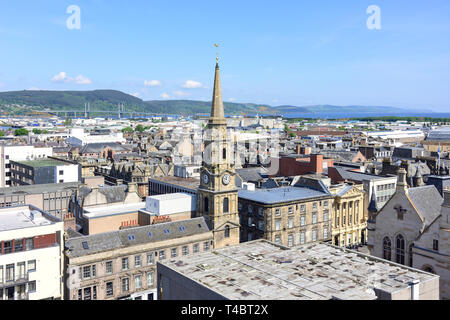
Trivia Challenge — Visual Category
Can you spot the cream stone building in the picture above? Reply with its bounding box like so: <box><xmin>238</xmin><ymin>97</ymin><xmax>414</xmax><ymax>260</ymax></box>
<box><xmin>237</xmin><ymin>186</ymin><xmax>333</xmax><ymax>247</ymax></box>
<box><xmin>329</xmin><ymin>183</ymin><xmax>366</xmax><ymax>247</ymax></box>
<box><xmin>368</xmin><ymin>168</ymin><xmax>444</xmax><ymax>272</ymax></box>
<box><xmin>64</xmin><ymin>217</ymin><xmax>213</xmax><ymax>300</ymax></box>
<box><xmin>412</xmin><ymin>189</ymin><xmax>450</xmax><ymax>300</ymax></box>
<box><xmin>195</xmin><ymin>59</ymin><xmax>240</xmax><ymax>249</ymax></box>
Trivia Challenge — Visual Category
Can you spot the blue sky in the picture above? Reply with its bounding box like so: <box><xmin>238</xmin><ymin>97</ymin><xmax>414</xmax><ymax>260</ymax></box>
<box><xmin>0</xmin><ymin>0</ymin><xmax>449</xmax><ymax>111</ymax></box>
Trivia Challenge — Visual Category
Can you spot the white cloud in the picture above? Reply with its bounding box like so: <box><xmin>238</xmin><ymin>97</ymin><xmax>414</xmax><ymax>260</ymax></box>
<box><xmin>181</xmin><ymin>80</ymin><xmax>203</xmax><ymax>89</ymax></box>
<box><xmin>161</xmin><ymin>92</ymin><xmax>170</xmax><ymax>99</ymax></box>
<box><xmin>144</xmin><ymin>80</ymin><xmax>162</xmax><ymax>87</ymax></box>
<box><xmin>130</xmin><ymin>92</ymin><xmax>141</xmax><ymax>98</ymax></box>
<box><xmin>173</xmin><ymin>90</ymin><xmax>191</xmax><ymax>97</ymax></box>
<box><xmin>52</xmin><ymin>72</ymin><xmax>70</xmax><ymax>83</ymax></box>
<box><xmin>51</xmin><ymin>72</ymin><xmax>92</xmax><ymax>85</ymax></box>
<box><xmin>74</xmin><ymin>75</ymin><xmax>92</xmax><ymax>85</ymax></box>
<box><xmin>27</xmin><ymin>87</ymin><xmax>42</xmax><ymax>91</ymax></box>
<box><xmin>229</xmin><ymin>98</ymin><xmax>236</xmax><ymax>101</ymax></box>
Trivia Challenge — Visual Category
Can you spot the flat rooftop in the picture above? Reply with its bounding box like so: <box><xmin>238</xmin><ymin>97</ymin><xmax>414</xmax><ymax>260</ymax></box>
<box><xmin>83</xmin><ymin>202</ymin><xmax>146</xmax><ymax>219</ymax></box>
<box><xmin>0</xmin><ymin>206</ymin><xmax>55</xmax><ymax>232</ymax></box>
<box><xmin>13</xmin><ymin>158</ymin><xmax>72</xmax><ymax>168</ymax></box>
<box><xmin>238</xmin><ymin>186</ymin><xmax>329</xmax><ymax>204</ymax></box>
<box><xmin>148</xmin><ymin>193</ymin><xmax>194</xmax><ymax>201</ymax></box>
<box><xmin>0</xmin><ymin>182</ymin><xmax>80</xmax><ymax>196</ymax></box>
<box><xmin>159</xmin><ymin>240</ymin><xmax>438</xmax><ymax>300</ymax></box>
<box><xmin>149</xmin><ymin>176</ymin><xmax>200</xmax><ymax>190</ymax></box>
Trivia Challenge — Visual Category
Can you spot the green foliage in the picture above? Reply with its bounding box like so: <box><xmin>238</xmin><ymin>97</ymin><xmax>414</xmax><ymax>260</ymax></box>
<box><xmin>14</xmin><ymin>128</ymin><xmax>29</xmax><ymax>136</ymax></box>
<box><xmin>0</xmin><ymin>131</ymin><xmax>4</xmax><ymax>137</ymax></box>
<box><xmin>122</xmin><ymin>126</ymin><xmax>134</xmax><ymax>133</ymax></box>
<box><xmin>32</xmin><ymin>128</ymin><xmax>48</xmax><ymax>134</ymax></box>
<box><xmin>135</xmin><ymin>124</ymin><xmax>145</xmax><ymax>132</ymax></box>
<box><xmin>289</xmin><ymin>132</ymin><xmax>296</xmax><ymax>138</ymax></box>
<box><xmin>64</xmin><ymin>117</ymin><xmax>72</xmax><ymax>126</ymax></box>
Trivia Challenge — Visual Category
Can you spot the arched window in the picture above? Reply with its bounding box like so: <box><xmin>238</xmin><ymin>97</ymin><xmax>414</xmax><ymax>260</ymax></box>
<box><xmin>223</xmin><ymin>197</ymin><xmax>229</xmax><ymax>213</ymax></box>
<box><xmin>396</xmin><ymin>234</ymin><xmax>405</xmax><ymax>265</ymax></box>
<box><xmin>383</xmin><ymin>237</ymin><xmax>391</xmax><ymax>261</ymax></box>
<box><xmin>408</xmin><ymin>243</ymin><xmax>414</xmax><ymax>267</ymax></box>
<box><xmin>224</xmin><ymin>225</ymin><xmax>230</xmax><ymax>238</ymax></box>
<box><xmin>204</xmin><ymin>196</ymin><xmax>209</xmax><ymax>213</ymax></box>
<box><xmin>422</xmin><ymin>265</ymin><xmax>435</xmax><ymax>274</ymax></box>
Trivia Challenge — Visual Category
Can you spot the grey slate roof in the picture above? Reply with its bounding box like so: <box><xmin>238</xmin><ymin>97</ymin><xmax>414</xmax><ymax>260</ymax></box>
<box><xmin>98</xmin><ymin>185</ymin><xmax>128</xmax><ymax>203</ymax></box>
<box><xmin>238</xmin><ymin>186</ymin><xmax>330</xmax><ymax>205</ymax></box>
<box><xmin>407</xmin><ymin>185</ymin><xmax>443</xmax><ymax>226</ymax></box>
<box><xmin>334</xmin><ymin>167</ymin><xmax>386</xmax><ymax>182</ymax></box>
<box><xmin>236</xmin><ymin>167</ymin><xmax>268</xmax><ymax>182</ymax></box>
<box><xmin>79</xmin><ymin>185</ymin><xmax>128</xmax><ymax>203</ymax></box>
<box><xmin>66</xmin><ymin>217</ymin><xmax>211</xmax><ymax>258</ymax></box>
<box><xmin>80</xmin><ymin>142</ymin><xmax>131</xmax><ymax>154</ymax></box>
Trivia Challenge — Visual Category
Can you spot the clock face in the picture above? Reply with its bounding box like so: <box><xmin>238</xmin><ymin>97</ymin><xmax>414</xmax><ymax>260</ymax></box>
<box><xmin>222</xmin><ymin>174</ymin><xmax>231</xmax><ymax>185</ymax></box>
<box><xmin>202</xmin><ymin>173</ymin><xmax>210</xmax><ymax>184</ymax></box>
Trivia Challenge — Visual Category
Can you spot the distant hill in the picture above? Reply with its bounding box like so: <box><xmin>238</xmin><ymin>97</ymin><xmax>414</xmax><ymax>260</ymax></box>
<box><xmin>0</xmin><ymin>89</ymin><xmax>421</xmax><ymax>117</ymax></box>
<box><xmin>143</xmin><ymin>100</ymin><xmax>275</xmax><ymax>115</ymax></box>
<box><xmin>0</xmin><ymin>90</ymin><xmax>277</xmax><ymax>116</ymax></box>
<box><xmin>0</xmin><ymin>89</ymin><xmax>148</xmax><ymax>113</ymax></box>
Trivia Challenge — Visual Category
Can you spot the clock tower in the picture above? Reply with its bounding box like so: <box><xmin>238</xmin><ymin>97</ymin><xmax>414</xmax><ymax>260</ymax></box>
<box><xmin>197</xmin><ymin>55</ymin><xmax>240</xmax><ymax>249</ymax></box>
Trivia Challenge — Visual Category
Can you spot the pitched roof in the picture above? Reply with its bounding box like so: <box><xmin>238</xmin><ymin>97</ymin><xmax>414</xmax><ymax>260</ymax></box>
<box><xmin>236</xmin><ymin>167</ymin><xmax>268</xmax><ymax>182</ymax></box>
<box><xmin>80</xmin><ymin>142</ymin><xmax>131</xmax><ymax>154</ymax></box>
<box><xmin>65</xmin><ymin>217</ymin><xmax>211</xmax><ymax>258</ymax></box>
<box><xmin>407</xmin><ymin>185</ymin><xmax>443</xmax><ymax>226</ymax></box>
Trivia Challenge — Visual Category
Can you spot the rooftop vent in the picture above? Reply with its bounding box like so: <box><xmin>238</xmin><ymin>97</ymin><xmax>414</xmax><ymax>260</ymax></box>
<box><xmin>82</xmin><ymin>241</ymin><xmax>89</xmax><ymax>250</ymax></box>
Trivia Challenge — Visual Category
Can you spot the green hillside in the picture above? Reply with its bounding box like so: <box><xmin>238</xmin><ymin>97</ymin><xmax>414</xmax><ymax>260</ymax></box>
<box><xmin>0</xmin><ymin>90</ymin><xmax>277</xmax><ymax>116</ymax></box>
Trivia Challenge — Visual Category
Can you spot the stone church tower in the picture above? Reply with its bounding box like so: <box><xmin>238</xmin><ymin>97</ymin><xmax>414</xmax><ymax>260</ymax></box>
<box><xmin>196</xmin><ymin>59</ymin><xmax>240</xmax><ymax>249</ymax></box>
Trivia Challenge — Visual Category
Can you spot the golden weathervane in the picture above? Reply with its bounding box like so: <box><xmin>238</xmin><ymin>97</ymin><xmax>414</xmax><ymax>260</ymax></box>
<box><xmin>214</xmin><ymin>43</ymin><xmax>219</xmax><ymax>62</ymax></box>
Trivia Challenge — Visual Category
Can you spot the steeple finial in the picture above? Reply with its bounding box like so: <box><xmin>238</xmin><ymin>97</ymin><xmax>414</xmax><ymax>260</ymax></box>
<box><xmin>214</xmin><ymin>43</ymin><xmax>219</xmax><ymax>64</ymax></box>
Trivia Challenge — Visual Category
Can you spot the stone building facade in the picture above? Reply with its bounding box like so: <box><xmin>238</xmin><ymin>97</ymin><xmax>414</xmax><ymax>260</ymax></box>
<box><xmin>64</xmin><ymin>217</ymin><xmax>213</xmax><ymax>300</ymax></box>
<box><xmin>330</xmin><ymin>184</ymin><xmax>366</xmax><ymax>247</ymax></box>
<box><xmin>368</xmin><ymin>168</ymin><xmax>443</xmax><ymax>271</ymax></box>
<box><xmin>237</xmin><ymin>186</ymin><xmax>333</xmax><ymax>247</ymax></box>
<box><xmin>412</xmin><ymin>189</ymin><xmax>450</xmax><ymax>300</ymax></box>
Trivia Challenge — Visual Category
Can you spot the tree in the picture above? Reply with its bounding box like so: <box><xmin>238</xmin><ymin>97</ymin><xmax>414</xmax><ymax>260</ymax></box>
<box><xmin>64</xmin><ymin>117</ymin><xmax>72</xmax><ymax>126</ymax></box>
<box><xmin>135</xmin><ymin>124</ymin><xmax>145</xmax><ymax>132</ymax></box>
<box><xmin>289</xmin><ymin>132</ymin><xmax>296</xmax><ymax>138</ymax></box>
<box><xmin>0</xmin><ymin>131</ymin><xmax>4</xmax><ymax>137</ymax></box>
<box><xmin>14</xmin><ymin>128</ymin><xmax>29</xmax><ymax>136</ymax></box>
<box><xmin>122</xmin><ymin>127</ymin><xmax>134</xmax><ymax>133</ymax></box>
<box><xmin>32</xmin><ymin>128</ymin><xmax>42</xmax><ymax>134</ymax></box>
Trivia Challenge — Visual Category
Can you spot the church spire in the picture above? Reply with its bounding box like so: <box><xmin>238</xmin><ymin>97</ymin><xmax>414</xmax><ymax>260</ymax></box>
<box><xmin>210</xmin><ymin>46</ymin><xmax>225</xmax><ymax>123</ymax></box>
